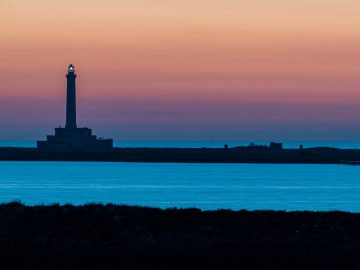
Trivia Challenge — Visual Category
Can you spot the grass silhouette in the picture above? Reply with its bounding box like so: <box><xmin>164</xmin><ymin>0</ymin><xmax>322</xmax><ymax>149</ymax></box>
<box><xmin>0</xmin><ymin>202</ymin><xmax>359</xmax><ymax>269</ymax></box>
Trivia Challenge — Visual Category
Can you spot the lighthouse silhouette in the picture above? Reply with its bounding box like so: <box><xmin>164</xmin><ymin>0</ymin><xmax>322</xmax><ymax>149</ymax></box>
<box><xmin>37</xmin><ymin>65</ymin><xmax>113</xmax><ymax>152</ymax></box>
<box><xmin>66</xmin><ymin>64</ymin><xmax>77</xmax><ymax>129</ymax></box>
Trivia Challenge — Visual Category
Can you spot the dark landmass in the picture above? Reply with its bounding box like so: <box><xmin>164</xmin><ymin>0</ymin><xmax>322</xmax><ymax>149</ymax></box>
<box><xmin>1</xmin><ymin>203</ymin><xmax>360</xmax><ymax>269</ymax></box>
<box><xmin>1</xmin><ymin>146</ymin><xmax>360</xmax><ymax>164</ymax></box>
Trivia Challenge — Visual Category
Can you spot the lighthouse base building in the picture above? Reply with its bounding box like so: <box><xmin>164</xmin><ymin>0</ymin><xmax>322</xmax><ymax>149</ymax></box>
<box><xmin>37</xmin><ymin>65</ymin><xmax>113</xmax><ymax>152</ymax></box>
<box><xmin>37</xmin><ymin>127</ymin><xmax>113</xmax><ymax>152</ymax></box>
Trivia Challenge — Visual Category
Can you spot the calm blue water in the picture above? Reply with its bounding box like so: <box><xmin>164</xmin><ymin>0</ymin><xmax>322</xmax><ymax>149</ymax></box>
<box><xmin>1</xmin><ymin>161</ymin><xmax>360</xmax><ymax>212</ymax></box>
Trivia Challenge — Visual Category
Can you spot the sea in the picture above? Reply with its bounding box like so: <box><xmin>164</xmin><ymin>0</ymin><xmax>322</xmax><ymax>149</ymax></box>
<box><xmin>1</xmin><ymin>140</ymin><xmax>360</xmax><ymax>212</ymax></box>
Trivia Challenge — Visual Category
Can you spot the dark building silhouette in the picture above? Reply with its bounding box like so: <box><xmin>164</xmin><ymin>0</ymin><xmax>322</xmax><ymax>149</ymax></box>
<box><xmin>269</xmin><ymin>142</ymin><xmax>283</xmax><ymax>150</ymax></box>
<box><xmin>37</xmin><ymin>65</ymin><xmax>113</xmax><ymax>152</ymax></box>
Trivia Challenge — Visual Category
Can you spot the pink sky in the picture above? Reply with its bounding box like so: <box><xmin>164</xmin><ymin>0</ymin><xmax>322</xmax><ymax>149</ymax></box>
<box><xmin>0</xmin><ymin>0</ymin><xmax>360</xmax><ymax>141</ymax></box>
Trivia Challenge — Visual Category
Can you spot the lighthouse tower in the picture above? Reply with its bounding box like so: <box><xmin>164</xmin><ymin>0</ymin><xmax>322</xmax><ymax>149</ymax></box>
<box><xmin>66</xmin><ymin>64</ymin><xmax>77</xmax><ymax>129</ymax></box>
<box><xmin>37</xmin><ymin>64</ymin><xmax>113</xmax><ymax>152</ymax></box>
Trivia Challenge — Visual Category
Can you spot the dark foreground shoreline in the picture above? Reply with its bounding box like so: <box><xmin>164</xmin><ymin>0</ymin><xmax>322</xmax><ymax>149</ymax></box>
<box><xmin>1</xmin><ymin>203</ymin><xmax>360</xmax><ymax>269</ymax></box>
<box><xmin>1</xmin><ymin>146</ymin><xmax>360</xmax><ymax>164</ymax></box>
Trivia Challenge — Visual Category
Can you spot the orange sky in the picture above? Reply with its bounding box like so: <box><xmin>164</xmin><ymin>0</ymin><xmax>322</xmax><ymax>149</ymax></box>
<box><xmin>0</xmin><ymin>0</ymin><xmax>360</xmax><ymax>140</ymax></box>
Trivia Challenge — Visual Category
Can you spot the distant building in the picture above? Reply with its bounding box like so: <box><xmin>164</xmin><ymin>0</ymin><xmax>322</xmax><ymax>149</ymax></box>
<box><xmin>37</xmin><ymin>65</ymin><xmax>113</xmax><ymax>152</ymax></box>
<box><xmin>269</xmin><ymin>142</ymin><xmax>283</xmax><ymax>150</ymax></box>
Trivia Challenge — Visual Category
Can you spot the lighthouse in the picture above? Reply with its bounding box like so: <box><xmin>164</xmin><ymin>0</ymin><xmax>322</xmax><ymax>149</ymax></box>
<box><xmin>66</xmin><ymin>64</ymin><xmax>77</xmax><ymax>129</ymax></box>
<box><xmin>37</xmin><ymin>64</ymin><xmax>113</xmax><ymax>152</ymax></box>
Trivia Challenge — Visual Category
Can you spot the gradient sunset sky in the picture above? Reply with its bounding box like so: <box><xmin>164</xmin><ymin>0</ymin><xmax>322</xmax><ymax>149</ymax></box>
<box><xmin>1</xmin><ymin>0</ymin><xmax>360</xmax><ymax>142</ymax></box>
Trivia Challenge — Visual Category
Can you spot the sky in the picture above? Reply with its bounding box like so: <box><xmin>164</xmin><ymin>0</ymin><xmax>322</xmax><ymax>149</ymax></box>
<box><xmin>0</xmin><ymin>0</ymin><xmax>360</xmax><ymax>142</ymax></box>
